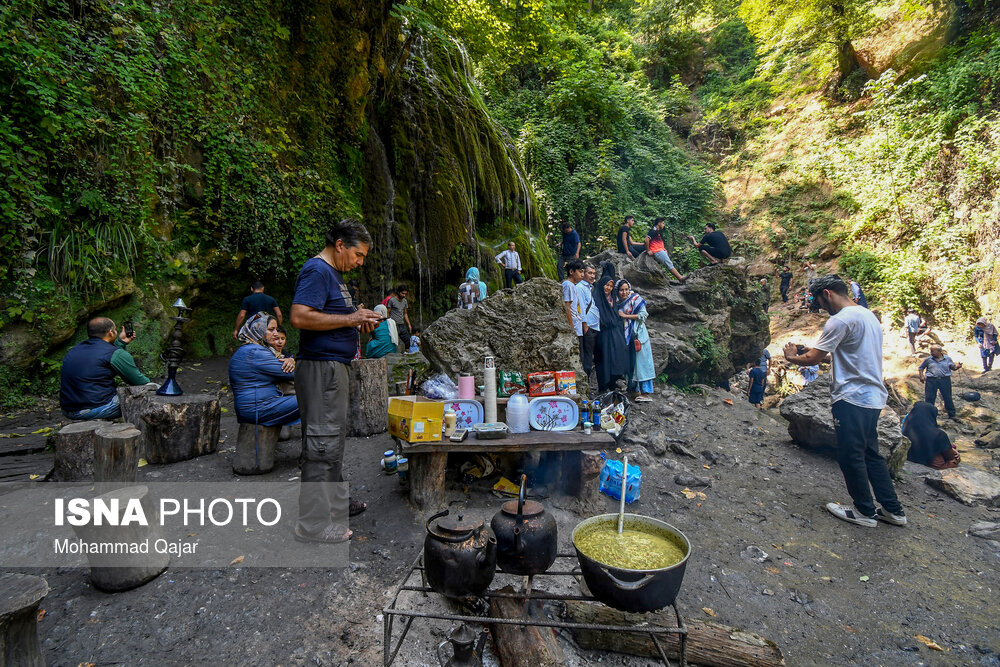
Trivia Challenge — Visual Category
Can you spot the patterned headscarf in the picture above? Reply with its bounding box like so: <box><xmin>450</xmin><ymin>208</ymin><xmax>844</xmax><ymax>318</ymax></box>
<box><xmin>237</xmin><ymin>312</ymin><xmax>278</xmax><ymax>356</ymax></box>
<box><xmin>614</xmin><ymin>279</ymin><xmax>646</xmax><ymax>343</ymax></box>
<box><xmin>374</xmin><ymin>304</ymin><xmax>399</xmax><ymax>345</ymax></box>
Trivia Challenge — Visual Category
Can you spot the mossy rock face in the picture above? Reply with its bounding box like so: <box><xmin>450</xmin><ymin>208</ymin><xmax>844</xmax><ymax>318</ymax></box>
<box><xmin>357</xmin><ymin>25</ymin><xmax>548</xmax><ymax>317</ymax></box>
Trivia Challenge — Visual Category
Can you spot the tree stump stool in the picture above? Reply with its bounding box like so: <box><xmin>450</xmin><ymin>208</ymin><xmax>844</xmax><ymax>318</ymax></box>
<box><xmin>119</xmin><ymin>386</ymin><xmax>220</xmax><ymax>463</ymax></box>
<box><xmin>51</xmin><ymin>420</ymin><xmax>111</xmax><ymax>481</ymax></box>
<box><xmin>349</xmin><ymin>357</ymin><xmax>388</xmax><ymax>436</ymax></box>
<box><xmin>233</xmin><ymin>424</ymin><xmax>279</xmax><ymax>475</ymax></box>
<box><xmin>71</xmin><ymin>486</ymin><xmax>169</xmax><ymax>592</ymax></box>
<box><xmin>0</xmin><ymin>573</ymin><xmax>48</xmax><ymax>667</ymax></box>
<box><xmin>93</xmin><ymin>423</ymin><xmax>141</xmax><ymax>491</ymax></box>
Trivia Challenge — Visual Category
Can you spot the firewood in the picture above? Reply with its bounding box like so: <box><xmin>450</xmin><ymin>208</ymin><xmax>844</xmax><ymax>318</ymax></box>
<box><xmin>488</xmin><ymin>586</ymin><xmax>564</xmax><ymax>667</ymax></box>
<box><xmin>562</xmin><ymin>600</ymin><xmax>785</xmax><ymax>666</ymax></box>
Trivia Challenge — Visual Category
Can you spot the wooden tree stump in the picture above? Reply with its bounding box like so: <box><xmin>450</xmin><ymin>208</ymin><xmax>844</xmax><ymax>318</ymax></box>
<box><xmin>51</xmin><ymin>420</ymin><xmax>111</xmax><ymax>481</ymax></box>
<box><xmin>408</xmin><ymin>452</ymin><xmax>447</xmax><ymax>510</ymax></box>
<box><xmin>562</xmin><ymin>600</ymin><xmax>785</xmax><ymax>667</ymax></box>
<box><xmin>349</xmin><ymin>357</ymin><xmax>388</xmax><ymax>436</ymax></box>
<box><xmin>488</xmin><ymin>586</ymin><xmax>564</xmax><ymax>667</ymax></box>
<box><xmin>233</xmin><ymin>423</ymin><xmax>280</xmax><ymax>475</ymax></box>
<box><xmin>71</xmin><ymin>485</ymin><xmax>169</xmax><ymax>592</ymax></box>
<box><xmin>119</xmin><ymin>386</ymin><xmax>220</xmax><ymax>464</ymax></box>
<box><xmin>93</xmin><ymin>423</ymin><xmax>141</xmax><ymax>490</ymax></box>
<box><xmin>0</xmin><ymin>573</ymin><xmax>48</xmax><ymax>667</ymax></box>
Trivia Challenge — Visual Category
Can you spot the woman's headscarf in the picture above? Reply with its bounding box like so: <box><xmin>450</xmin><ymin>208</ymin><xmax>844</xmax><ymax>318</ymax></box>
<box><xmin>902</xmin><ymin>401</ymin><xmax>953</xmax><ymax>466</ymax></box>
<box><xmin>466</xmin><ymin>267</ymin><xmax>488</xmax><ymax>300</ymax></box>
<box><xmin>374</xmin><ymin>304</ymin><xmax>399</xmax><ymax>345</ymax></box>
<box><xmin>614</xmin><ymin>279</ymin><xmax>646</xmax><ymax>344</ymax></box>
<box><xmin>237</xmin><ymin>312</ymin><xmax>277</xmax><ymax>356</ymax></box>
<box><xmin>593</xmin><ymin>271</ymin><xmax>620</xmax><ymax>330</ymax></box>
<box><xmin>978</xmin><ymin>317</ymin><xmax>998</xmax><ymax>350</ymax></box>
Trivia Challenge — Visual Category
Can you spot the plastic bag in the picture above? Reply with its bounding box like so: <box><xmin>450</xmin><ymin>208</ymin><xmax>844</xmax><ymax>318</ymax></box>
<box><xmin>599</xmin><ymin>459</ymin><xmax>641</xmax><ymax>503</ymax></box>
<box><xmin>422</xmin><ymin>373</ymin><xmax>458</xmax><ymax>399</ymax></box>
<box><xmin>599</xmin><ymin>401</ymin><xmax>627</xmax><ymax>436</ymax></box>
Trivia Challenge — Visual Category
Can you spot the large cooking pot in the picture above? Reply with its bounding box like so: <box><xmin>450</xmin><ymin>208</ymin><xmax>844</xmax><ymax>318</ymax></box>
<box><xmin>573</xmin><ymin>514</ymin><xmax>690</xmax><ymax>612</ymax></box>
<box><xmin>424</xmin><ymin>510</ymin><xmax>497</xmax><ymax>598</ymax></box>
<box><xmin>491</xmin><ymin>475</ymin><xmax>558</xmax><ymax>575</ymax></box>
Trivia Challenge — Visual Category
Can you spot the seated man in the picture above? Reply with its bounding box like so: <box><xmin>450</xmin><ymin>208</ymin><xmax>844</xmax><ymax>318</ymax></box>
<box><xmin>645</xmin><ymin>217</ymin><xmax>685</xmax><ymax>282</ymax></box>
<box><xmin>688</xmin><ymin>223</ymin><xmax>732</xmax><ymax>264</ymax></box>
<box><xmin>229</xmin><ymin>313</ymin><xmax>299</xmax><ymax>426</ymax></box>
<box><xmin>60</xmin><ymin>317</ymin><xmax>153</xmax><ymax>420</ymax></box>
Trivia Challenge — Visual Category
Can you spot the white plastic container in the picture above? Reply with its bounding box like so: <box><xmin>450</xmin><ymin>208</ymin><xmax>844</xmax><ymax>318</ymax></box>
<box><xmin>506</xmin><ymin>393</ymin><xmax>530</xmax><ymax>433</ymax></box>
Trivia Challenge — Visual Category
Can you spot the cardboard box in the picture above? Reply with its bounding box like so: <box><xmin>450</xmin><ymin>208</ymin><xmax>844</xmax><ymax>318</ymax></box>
<box><xmin>527</xmin><ymin>371</ymin><xmax>557</xmax><ymax>397</ymax></box>
<box><xmin>388</xmin><ymin>396</ymin><xmax>444</xmax><ymax>443</ymax></box>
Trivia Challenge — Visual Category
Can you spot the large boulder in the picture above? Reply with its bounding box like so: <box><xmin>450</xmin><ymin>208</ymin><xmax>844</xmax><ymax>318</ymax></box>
<box><xmin>926</xmin><ymin>467</ymin><xmax>1000</xmax><ymax>507</ymax></box>
<box><xmin>421</xmin><ymin>278</ymin><xmax>585</xmax><ymax>385</ymax></box>
<box><xmin>588</xmin><ymin>250</ymin><xmax>770</xmax><ymax>384</ymax></box>
<box><xmin>778</xmin><ymin>374</ymin><xmax>910</xmax><ymax>475</ymax></box>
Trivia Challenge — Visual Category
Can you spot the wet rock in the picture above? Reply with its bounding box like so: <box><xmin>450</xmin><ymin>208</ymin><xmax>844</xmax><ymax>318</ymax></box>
<box><xmin>674</xmin><ymin>474</ymin><xmax>712</xmax><ymax>487</ymax></box>
<box><xmin>670</xmin><ymin>442</ymin><xmax>697</xmax><ymax>458</ymax></box>
<box><xmin>422</xmin><ymin>278</ymin><xmax>585</xmax><ymax>386</ymax></box>
<box><xmin>661</xmin><ymin>458</ymin><xmax>678</xmax><ymax>469</ymax></box>
<box><xmin>967</xmin><ymin>521</ymin><xmax>1000</xmax><ymax>539</ymax></box>
<box><xmin>701</xmin><ymin>450</ymin><xmax>720</xmax><ymax>465</ymax></box>
<box><xmin>925</xmin><ymin>468</ymin><xmax>1000</xmax><ymax>506</ymax></box>
<box><xmin>958</xmin><ymin>405</ymin><xmax>997</xmax><ymax>424</ymax></box>
<box><xmin>778</xmin><ymin>374</ymin><xmax>909</xmax><ymax>474</ymax></box>
<box><xmin>974</xmin><ymin>427</ymin><xmax>1000</xmax><ymax>449</ymax></box>
<box><xmin>649</xmin><ymin>433</ymin><xmax>667</xmax><ymax>456</ymax></box>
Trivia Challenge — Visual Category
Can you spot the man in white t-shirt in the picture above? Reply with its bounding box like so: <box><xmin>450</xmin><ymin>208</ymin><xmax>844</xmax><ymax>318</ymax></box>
<box><xmin>577</xmin><ymin>265</ymin><xmax>600</xmax><ymax>393</ymax></box>
<box><xmin>783</xmin><ymin>274</ymin><xmax>906</xmax><ymax>529</ymax></box>
<box><xmin>903</xmin><ymin>309</ymin><xmax>923</xmax><ymax>355</ymax></box>
<box><xmin>562</xmin><ymin>259</ymin><xmax>584</xmax><ymax>335</ymax></box>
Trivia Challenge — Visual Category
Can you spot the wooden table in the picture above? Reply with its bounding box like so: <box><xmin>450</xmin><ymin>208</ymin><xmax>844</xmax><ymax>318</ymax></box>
<box><xmin>397</xmin><ymin>430</ymin><xmax>616</xmax><ymax>509</ymax></box>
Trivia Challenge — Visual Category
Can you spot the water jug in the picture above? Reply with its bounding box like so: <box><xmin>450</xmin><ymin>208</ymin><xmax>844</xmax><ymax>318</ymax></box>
<box><xmin>506</xmin><ymin>393</ymin><xmax>530</xmax><ymax>433</ymax></box>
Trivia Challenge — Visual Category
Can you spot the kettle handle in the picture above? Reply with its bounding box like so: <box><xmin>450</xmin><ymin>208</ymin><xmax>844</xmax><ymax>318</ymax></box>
<box><xmin>436</xmin><ymin>638</ymin><xmax>452</xmax><ymax>666</ymax></box>
<box><xmin>426</xmin><ymin>509</ymin><xmax>474</xmax><ymax>543</ymax></box>
<box><xmin>515</xmin><ymin>474</ymin><xmax>527</xmax><ymax>554</ymax></box>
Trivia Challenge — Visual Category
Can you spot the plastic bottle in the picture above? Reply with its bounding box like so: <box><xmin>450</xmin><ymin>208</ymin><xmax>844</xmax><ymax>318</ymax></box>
<box><xmin>592</xmin><ymin>400</ymin><xmax>601</xmax><ymax>430</ymax></box>
<box><xmin>581</xmin><ymin>399</ymin><xmax>589</xmax><ymax>426</ymax></box>
<box><xmin>444</xmin><ymin>409</ymin><xmax>457</xmax><ymax>437</ymax></box>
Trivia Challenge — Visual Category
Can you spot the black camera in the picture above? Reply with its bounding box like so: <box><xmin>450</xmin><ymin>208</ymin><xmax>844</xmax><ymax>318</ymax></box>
<box><xmin>796</xmin><ymin>344</ymin><xmax>806</xmax><ymax>355</ymax></box>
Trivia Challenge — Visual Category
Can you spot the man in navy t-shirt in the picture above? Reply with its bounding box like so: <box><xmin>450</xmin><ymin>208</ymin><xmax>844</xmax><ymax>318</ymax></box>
<box><xmin>290</xmin><ymin>218</ymin><xmax>380</xmax><ymax>544</ymax></box>
<box><xmin>557</xmin><ymin>221</ymin><xmax>580</xmax><ymax>280</ymax></box>
<box><xmin>232</xmin><ymin>281</ymin><xmax>282</xmax><ymax>339</ymax></box>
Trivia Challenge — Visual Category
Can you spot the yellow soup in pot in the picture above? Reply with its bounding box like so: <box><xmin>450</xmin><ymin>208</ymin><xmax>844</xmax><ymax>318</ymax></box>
<box><xmin>575</xmin><ymin>519</ymin><xmax>686</xmax><ymax>571</ymax></box>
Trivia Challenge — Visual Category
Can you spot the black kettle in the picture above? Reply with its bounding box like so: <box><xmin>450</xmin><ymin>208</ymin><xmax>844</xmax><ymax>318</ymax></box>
<box><xmin>490</xmin><ymin>475</ymin><xmax>558</xmax><ymax>575</ymax></box>
<box><xmin>424</xmin><ymin>510</ymin><xmax>497</xmax><ymax>598</ymax></box>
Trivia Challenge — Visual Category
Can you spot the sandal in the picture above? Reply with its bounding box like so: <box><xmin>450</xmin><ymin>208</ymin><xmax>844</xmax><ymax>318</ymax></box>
<box><xmin>349</xmin><ymin>499</ymin><xmax>367</xmax><ymax>516</ymax></box>
<box><xmin>294</xmin><ymin>524</ymin><xmax>352</xmax><ymax>544</ymax></box>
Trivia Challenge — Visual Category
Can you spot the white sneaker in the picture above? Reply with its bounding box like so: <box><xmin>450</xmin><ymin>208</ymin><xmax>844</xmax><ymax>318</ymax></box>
<box><xmin>876</xmin><ymin>508</ymin><xmax>908</xmax><ymax>526</ymax></box>
<box><xmin>825</xmin><ymin>503</ymin><xmax>877</xmax><ymax>527</ymax></box>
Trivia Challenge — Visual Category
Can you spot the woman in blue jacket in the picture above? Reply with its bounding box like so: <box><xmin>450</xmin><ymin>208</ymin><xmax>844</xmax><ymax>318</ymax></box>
<box><xmin>229</xmin><ymin>313</ymin><xmax>299</xmax><ymax>426</ymax></box>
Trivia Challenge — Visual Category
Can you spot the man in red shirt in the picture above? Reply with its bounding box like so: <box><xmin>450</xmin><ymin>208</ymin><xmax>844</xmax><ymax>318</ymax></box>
<box><xmin>645</xmin><ymin>218</ymin><xmax>685</xmax><ymax>282</ymax></box>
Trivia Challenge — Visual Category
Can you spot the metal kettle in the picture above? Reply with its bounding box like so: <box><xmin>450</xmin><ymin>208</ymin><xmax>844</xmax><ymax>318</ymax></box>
<box><xmin>437</xmin><ymin>624</ymin><xmax>487</xmax><ymax>667</ymax></box>
<box><xmin>490</xmin><ymin>474</ymin><xmax>558</xmax><ymax>575</ymax></box>
<box><xmin>423</xmin><ymin>509</ymin><xmax>497</xmax><ymax>598</ymax></box>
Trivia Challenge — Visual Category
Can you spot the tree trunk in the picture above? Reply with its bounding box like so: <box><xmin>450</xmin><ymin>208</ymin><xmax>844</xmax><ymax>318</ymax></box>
<box><xmin>119</xmin><ymin>386</ymin><xmax>221</xmax><ymax>463</ymax></box>
<box><xmin>93</xmin><ymin>422</ymin><xmax>141</xmax><ymax>490</ymax></box>
<box><xmin>488</xmin><ymin>586</ymin><xmax>565</xmax><ymax>667</ymax></box>
<box><xmin>51</xmin><ymin>420</ymin><xmax>112</xmax><ymax>481</ymax></box>
<box><xmin>837</xmin><ymin>40</ymin><xmax>860</xmax><ymax>82</ymax></box>
<box><xmin>233</xmin><ymin>423</ymin><xmax>280</xmax><ymax>474</ymax></box>
<box><xmin>0</xmin><ymin>573</ymin><xmax>48</xmax><ymax>667</ymax></box>
<box><xmin>349</xmin><ymin>357</ymin><xmax>388</xmax><ymax>436</ymax></box>
<box><xmin>71</xmin><ymin>485</ymin><xmax>170</xmax><ymax>592</ymax></box>
<box><xmin>562</xmin><ymin>600</ymin><xmax>786</xmax><ymax>666</ymax></box>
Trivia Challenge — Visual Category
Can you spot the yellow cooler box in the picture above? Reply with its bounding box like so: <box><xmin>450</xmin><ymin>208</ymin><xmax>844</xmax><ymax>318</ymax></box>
<box><xmin>388</xmin><ymin>396</ymin><xmax>444</xmax><ymax>443</ymax></box>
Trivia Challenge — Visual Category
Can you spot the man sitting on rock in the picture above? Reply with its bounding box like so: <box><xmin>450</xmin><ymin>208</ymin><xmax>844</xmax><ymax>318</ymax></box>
<box><xmin>645</xmin><ymin>217</ymin><xmax>685</xmax><ymax>282</ymax></box>
<box><xmin>687</xmin><ymin>223</ymin><xmax>731</xmax><ymax>265</ymax></box>
<box><xmin>60</xmin><ymin>317</ymin><xmax>155</xmax><ymax>420</ymax></box>
<box><xmin>783</xmin><ymin>274</ymin><xmax>906</xmax><ymax>528</ymax></box>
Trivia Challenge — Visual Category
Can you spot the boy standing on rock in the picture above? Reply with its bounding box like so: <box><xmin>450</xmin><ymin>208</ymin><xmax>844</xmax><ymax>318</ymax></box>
<box><xmin>782</xmin><ymin>274</ymin><xmax>907</xmax><ymax>528</ymax></box>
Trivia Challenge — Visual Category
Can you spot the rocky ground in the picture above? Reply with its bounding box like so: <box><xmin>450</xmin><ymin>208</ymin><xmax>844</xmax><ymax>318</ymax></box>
<box><xmin>2</xmin><ymin>348</ymin><xmax>999</xmax><ymax>666</ymax></box>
